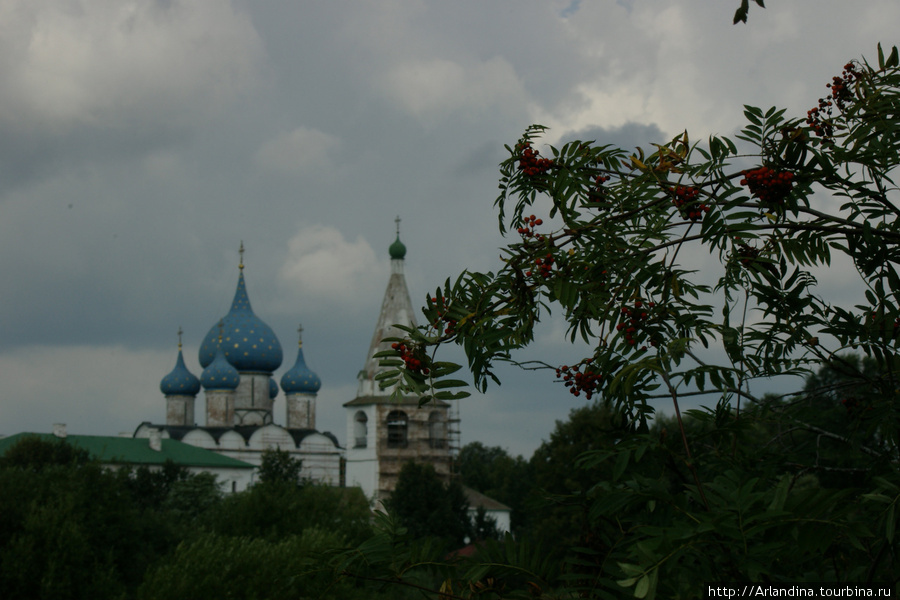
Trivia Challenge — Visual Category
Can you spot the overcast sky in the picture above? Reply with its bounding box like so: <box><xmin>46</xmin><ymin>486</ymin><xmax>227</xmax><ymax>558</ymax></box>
<box><xmin>0</xmin><ymin>0</ymin><xmax>897</xmax><ymax>458</ymax></box>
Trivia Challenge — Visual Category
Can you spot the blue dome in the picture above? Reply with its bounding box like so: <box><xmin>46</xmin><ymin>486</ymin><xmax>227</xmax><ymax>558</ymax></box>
<box><xmin>281</xmin><ymin>345</ymin><xmax>321</xmax><ymax>394</ymax></box>
<box><xmin>198</xmin><ymin>271</ymin><xmax>283</xmax><ymax>373</ymax></box>
<box><xmin>160</xmin><ymin>349</ymin><xmax>201</xmax><ymax>396</ymax></box>
<box><xmin>201</xmin><ymin>344</ymin><xmax>240</xmax><ymax>390</ymax></box>
<box><xmin>269</xmin><ymin>377</ymin><xmax>278</xmax><ymax>400</ymax></box>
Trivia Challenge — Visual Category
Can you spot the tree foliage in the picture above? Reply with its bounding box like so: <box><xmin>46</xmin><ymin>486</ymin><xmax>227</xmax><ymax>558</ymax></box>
<box><xmin>456</xmin><ymin>441</ymin><xmax>530</xmax><ymax>533</ymax></box>
<box><xmin>367</xmin><ymin>45</ymin><xmax>900</xmax><ymax>596</ymax></box>
<box><xmin>257</xmin><ymin>446</ymin><xmax>305</xmax><ymax>486</ymax></box>
<box><xmin>387</xmin><ymin>461</ymin><xmax>473</xmax><ymax>548</ymax></box>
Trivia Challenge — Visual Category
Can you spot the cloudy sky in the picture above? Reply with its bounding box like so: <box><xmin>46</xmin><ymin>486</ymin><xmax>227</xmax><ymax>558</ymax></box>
<box><xmin>0</xmin><ymin>0</ymin><xmax>897</xmax><ymax>458</ymax></box>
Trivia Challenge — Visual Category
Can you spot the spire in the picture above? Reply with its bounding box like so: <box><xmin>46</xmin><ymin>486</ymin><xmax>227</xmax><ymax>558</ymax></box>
<box><xmin>198</xmin><ymin>244</ymin><xmax>283</xmax><ymax>372</ymax></box>
<box><xmin>357</xmin><ymin>222</ymin><xmax>417</xmax><ymax>397</ymax></box>
<box><xmin>389</xmin><ymin>216</ymin><xmax>407</xmax><ymax>261</ymax></box>
<box><xmin>281</xmin><ymin>323</ymin><xmax>321</xmax><ymax>394</ymax></box>
<box><xmin>160</xmin><ymin>328</ymin><xmax>201</xmax><ymax>396</ymax></box>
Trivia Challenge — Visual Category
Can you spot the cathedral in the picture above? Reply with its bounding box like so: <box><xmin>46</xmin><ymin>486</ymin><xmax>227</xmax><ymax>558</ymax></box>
<box><xmin>136</xmin><ymin>224</ymin><xmax>457</xmax><ymax>501</ymax></box>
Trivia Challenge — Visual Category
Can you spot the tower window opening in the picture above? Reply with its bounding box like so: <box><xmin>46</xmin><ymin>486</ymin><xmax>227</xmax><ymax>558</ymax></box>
<box><xmin>386</xmin><ymin>410</ymin><xmax>408</xmax><ymax>448</ymax></box>
<box><xmin>428</xmin><ymin>411</ymin><xmax>446</xmax><ymax>449</ymax></box>
<box><xmin>354</xmin><ymin>411</ymin><xmax>368</xmax><ymax>448</ymax></box>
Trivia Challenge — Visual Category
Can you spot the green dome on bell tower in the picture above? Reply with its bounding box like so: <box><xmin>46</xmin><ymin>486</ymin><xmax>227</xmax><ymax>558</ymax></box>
<box><xmin>389</xmin><ymin>216</ymin><xmax>406</xmax><ymax>260</ymax></box>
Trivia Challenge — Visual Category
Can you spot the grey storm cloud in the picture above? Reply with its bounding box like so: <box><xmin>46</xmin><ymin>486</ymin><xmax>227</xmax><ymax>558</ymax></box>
<box><xmin>2</xmin><ymin>0</ymin><xmax>899</xmax><ymax>457</ymax></box>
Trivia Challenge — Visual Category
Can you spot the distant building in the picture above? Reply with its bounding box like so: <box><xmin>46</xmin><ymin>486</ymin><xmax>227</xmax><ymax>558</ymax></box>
<box><xmin>132</xmin><ymin>226</ymin><xmax>503</xmax><ymax>527</ymax></box>
<box><xmin>135</xmin><ymin>243</ymin><xmax>342</xmax><ymax>484</ymax></box>
<box><xmin>0</xmin><ymin>425</ymin><xmax>256</xmax><ymax>492</ymax></box>
<box><xmin>344</xmin><ymin>220</ymin><xmax>459</xmax><ymax>501</ymax></box>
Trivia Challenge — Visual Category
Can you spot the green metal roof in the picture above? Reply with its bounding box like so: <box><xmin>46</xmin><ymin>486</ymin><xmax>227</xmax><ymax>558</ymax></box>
<box><xmin>0</xmin><ymin>433</ymin><xmax>254</xmax><ymax>469</ymax></box>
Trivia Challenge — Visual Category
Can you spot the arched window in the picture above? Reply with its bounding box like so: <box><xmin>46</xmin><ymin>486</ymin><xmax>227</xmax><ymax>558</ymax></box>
<box><xmin>354</xmin><ymin>411</ymin><xmax>368</xmax><ymax>448</ymax></box>
<box><xmin>386</xmin><ymin>410</ymin><xmax>408</xmax><ymax>448</ymax></box>
<box><xmin>428</xmin><ymin>411</ymin><xmax>446</xmax><ymax>449</ymax></box>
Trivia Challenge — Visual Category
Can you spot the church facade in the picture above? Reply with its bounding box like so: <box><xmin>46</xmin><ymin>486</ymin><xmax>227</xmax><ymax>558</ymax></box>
<box><xmin>135</xmin><ymin>244</ymin><xmax>342</xmax><ymax>487</ymax></box>
<box><xmin>137</xmin><ymin>228</ymin><xmax>458</xmax><ymax>502</ymax></box>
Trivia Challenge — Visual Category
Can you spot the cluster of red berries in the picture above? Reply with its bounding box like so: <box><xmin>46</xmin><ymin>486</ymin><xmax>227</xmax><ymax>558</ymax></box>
<box><xmin>866</xmin><ymin>312</ymin><xmax>900</xmax><ymax>341</ymax></box>
<box><xmin>840</xmin><ymin>396</ymin><xmax>873</xmax><ymax>416</ymax></box>
<box><xmin>740</xmin><ymin>167</ymin><xmax>795</xmax><ymax>207</ymax></box>
<box><xmin>390</xmin><ymin>341</ymin><xmax>429</xmax><ymax>375</ymax></box>
<box><xmin>588</xmin><ymin>174</ymin><xmax>611</xmax><ymax>203</ymax></box>
<box><xmin>517</xmin><ymin>142</ymin><xmax>554</xmax><ymax>177</ymax></box>
<box><xmin>525</xmin><ymin>253</ymin><xmax>555</xmax><ymax>279</ymax></box>
<box><xmin>616</xmin><ymin>300</ymin><xmax>655</xmax><ymax>347</ymax></box>
<box><xmin>430</xmin><ymin>296</ymin><xmax>457</xmax><ymax>336</ymax></box>
<box><xmin>516</xmin><ymin>214</ymin><xmax>545</xmax><ymax>239</ymax></box>
<box><xmin>807</xmin><ymin>62</ymin><xmax>860</xmax><ymax>141</ymax></box>
<box><xmin>556</xmin><ymin>360</ymin><xmax>602</xmax><ymax>399</ymax></box>
<box><xmin>670</xmin><ymin>185</ymin><xmax>710</xmax><ymax>222</ymax></box>
<box><xmin>734</xmin><ymin>242</ymin><xmax>761</xmax><ymax>267</ymax></box>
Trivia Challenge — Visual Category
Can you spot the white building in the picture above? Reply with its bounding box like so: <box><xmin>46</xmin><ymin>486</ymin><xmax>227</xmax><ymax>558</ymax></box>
<box><xmin>135</xmin><ymin>245</ymin><xmax>342</xmax><ymax>484</ymax></box>
<box><xmin>344</xmin><ymin>224</ymin><xmax>458</xmax><ymax>502</ymax></box>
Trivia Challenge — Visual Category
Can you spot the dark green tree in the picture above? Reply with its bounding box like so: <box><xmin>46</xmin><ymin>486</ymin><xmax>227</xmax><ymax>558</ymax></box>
<box><xmin>257</xmin><ymin>446</ymin><xmax>304</xmax><ymax>486</ymax></box>
<box><xmin>387</xmin><ymin>461</ymin><xmax>472</xmax><ymax>548</ymax></box>
<box><xmin>207</xmin><ymin>482</ymin><xmax>373</xmax><ymax>544</ymax></box>
<box><xmin>0</xmin><ymin>435</ymin><xmax>91</xmax><ymax>471</ymax></box>
<box><xmin>0</xmin><ymin>440</ymin><xmax>174</xmax><ymax>600</ymax></box>
<box><xmin>456</xmin><ymin>441</ymin><xmax>530</xmax><ymax>533</ymax></box>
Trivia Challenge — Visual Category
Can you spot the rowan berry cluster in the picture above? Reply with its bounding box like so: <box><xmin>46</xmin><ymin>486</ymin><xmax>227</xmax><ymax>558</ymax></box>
<box><xmin>806</xmin><ymin>62</ymin><xmax>860</xmax><ymax>141</ymax></box>
<box><xmin>517</xmin><ymin>142</ymin><xmax>554</xmax><ymax>177</ymax></box>
<box><xmin>430</xmin><ymin>296</ymin><xmax>457</xmax><ymax>336</ymax></box>
<box><xmin>556</xmin><ymin>360</ymin><xmax>602</xmax><ymax>399</ymax></box>
<box><xmin>516</xmin><ymin>214</ymin><xmax>544</xmax><ymax>239</ymax></box>
<box><xmin>840</xmin><ymin>396</ymin><xmax>873</xmax><ymax>416</ymax></box>
<box><xmin>525</xmin><ymin>253</ymin><xmax>555</xmax><ymax>279</ymax></box>
<box><xmin>670</xmin><ymin>185</ymin><xmax>710</xmax><ymax>222</ymax></box>
<box><xmin>588</xmin><ymin>174</ymin><xmax>611</xmax><ymax>203</ymax></box>
<box><xmin>390</xmin><ymin>341</ymin><xmax>429</xmax><ymax>375</ymax></box>
<box><xmin>733</xmin><ymin>242</ymin><xmax>761</xmax><ymax>267</ymax></box>
<box><xmin>616</xmin><ymin>300</ymin><xmax>655</xmax><ymax>347</ymax></box>
<box><xmin>740</xmin><ymin>167</ymin><xmax>795</xmax><ymax>206</ymax></box>
<box><xmin>866</xmin><ymin>312</ymin><xmax>900</xmax><ymax>341</ymax></box>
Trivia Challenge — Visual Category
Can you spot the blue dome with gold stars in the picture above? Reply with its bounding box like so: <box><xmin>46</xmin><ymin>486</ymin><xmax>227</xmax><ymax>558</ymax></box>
<box><xmin>160</xmin><ymin>348</ymin><xmax>201</xmax><ymax>396</ymax></box>
<box><xmin>201</xmin><ymin>343</ymin><xmax>240</xmax><ymax>391</ymax></box>
<box><xmin>269</xmin><ymin>377</ymin><xmax>278</xmax><ymax>400</ymax></box>
<box><xmin>198</xmin><ymin>269</ymin><xmax>283</xmax><ymax>373</ymax></box>
<box><xmin>281</xmin><ymin>342</ymin><xmax>321</xmax><ymax>394</ymax></box>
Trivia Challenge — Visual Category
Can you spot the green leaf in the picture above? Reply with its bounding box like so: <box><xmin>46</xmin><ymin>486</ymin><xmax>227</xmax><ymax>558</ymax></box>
<box><xmin>613</xmin><ymin>450</ymin><xmax>630</xmax><ymax>482</ymax></box>
<box><xmin>887</xmin><ymin>503</ymin><xmax>896</xmax><ymax>544</ymax></box>
<box><xmin>889</xmin><ymin>45</ymin><xmax>900</xmax><ymax>69</ymax></box>
<box><xmin>431</xmin><ymin>379</ymin><xmax>469</xmax><ymax>390</ymax></box>
<box><xmin>634</xmin><ymin>574</ymin><xmax>650</xmax><ymax>599</ymax></box>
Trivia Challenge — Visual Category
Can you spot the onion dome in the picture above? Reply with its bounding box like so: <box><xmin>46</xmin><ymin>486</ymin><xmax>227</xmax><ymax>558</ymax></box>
<box><xmin>281</xmin><ymin>326</ymin><xmax>321</xmax><ymax>394</ymax></box>
<box><xmin>160</xmin><ymin>330</ymin><xmax>201</xmax><ymax>396</ymax></box>
<box><xmin>389</xmin><ymin>235</ymin><xmax>406</xmax><ymax>260</ymax></box>
<box><xmin>269</xmin><ymin>377</ymin><xmax>278</xmax><ymax>400</ymax></box>
<box><xmin>198</xmin><ymin>247</ymin><xmax>283</xmax><ymax>373</ymax></box>
<box><xmin>201</xmin><ymin>333</ymin><xmax>240</xmax><ymax>391</ymax></box>
<box><xmin>388</xmin><ymin>215</ymin><xmax>406</xmax><ymax>260</ymax></box>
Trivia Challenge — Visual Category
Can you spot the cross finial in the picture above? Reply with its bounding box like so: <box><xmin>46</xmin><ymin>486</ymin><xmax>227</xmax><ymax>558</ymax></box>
<box><xmin>177</xmin><ymin>326</ymin><xmax>183</xmax><ymax>350</ymax></box>
<box><xmin>239</xmin><ymin>241</ymin><xmax>245</xmax><ymax>271</ymax></box>
<box><xmin>395</xmin><ymin>215</ymin><xmax>401</xmax><ymax>236</ymax></box>
<box><xmin>297</xmin><ymin>324</ymin><xmax>304</xmax><ymax>347</ymax></box>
